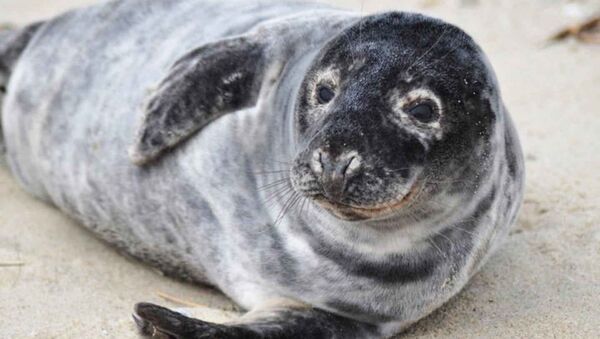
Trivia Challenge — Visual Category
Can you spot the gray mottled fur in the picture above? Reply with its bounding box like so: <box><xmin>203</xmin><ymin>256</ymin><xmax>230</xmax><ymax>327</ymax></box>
<box><xmin>0</xmin><ymin>0</ymin><xmax>524</xmax><ymax>338</ymax></box>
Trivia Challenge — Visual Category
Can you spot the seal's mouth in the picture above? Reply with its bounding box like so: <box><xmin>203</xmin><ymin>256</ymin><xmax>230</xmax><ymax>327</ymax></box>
<box><xmin>312</xmin><ymin>184</ymin><xmax>418</xmax><ymax>221</ymax></box>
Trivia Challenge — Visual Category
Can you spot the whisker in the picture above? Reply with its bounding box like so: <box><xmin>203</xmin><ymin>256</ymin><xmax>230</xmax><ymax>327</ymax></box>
<box><xmin>299</xmin><ymin>197</ymin><xmax>309</xmax><ymax>218</ymax></box>
<box><xmin>272</xmin><ymin>189</ymin><xmax>296</xmax><ymax>220</ymax></box>
<box><xmin>427</xmin><ymin>238</ymin><xmax>446</xmax><ymax>259</ymax></box>
<box><xmin>412</xmin><ymin>42</ymin><xmax>461</xmax><ymax>75</ymax></box>
<box><xmin>274</xmin><ymin>192</ymin><xmax>302</xmax><ymax>227</ymax></box>
<box><xmin>405</xmin><ymin>26</ymin><xmax>449</xmax><ymax>75</ymax></box>
<box><xmin>263</xmin><ymin>183</ymin><xmax>291</xmax><ymax>197</ymax></box>
<box><xmin>341</xmin><ymin>29</ymin><xmax>357</xmax><ymax>65</ymax></box>
<box><xmin>264</xmin><ymin>185</ymin><xmax>294</xmax><ymax>206</ymax></box>
<box><xmin>257</xmin><ymin>178</ymin><xmax>290</xmax><ymax>191</ymax></box>
<box><xmin>404</xmin><ymin>181</ymin><xmax>429</xmax><ymax>210</ymax></box>
<box><xmin>252</xmin><ymin>169</ymin><xmax>290</xmax><ymax>176</ymax></box>
<box><xmin>258</xmin><ymin>183</ymin><xmax>290</xmax><ymax>194</ymax></box>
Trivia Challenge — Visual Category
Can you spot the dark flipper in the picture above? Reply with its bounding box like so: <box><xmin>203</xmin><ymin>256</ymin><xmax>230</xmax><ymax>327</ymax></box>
<box><xmin>129</xmin><ymin>36</ymin><xmax>270</xmax><ymax>165</ymax></box>
<box><xmin>129</xmin><ymin>16</ymin><xmax>356</xmax><ymax>165</ymax></box>
<box><xmin>133</xmin><ymin>302</ymin><xmax>380</xmax><ymax>339</ymax></box>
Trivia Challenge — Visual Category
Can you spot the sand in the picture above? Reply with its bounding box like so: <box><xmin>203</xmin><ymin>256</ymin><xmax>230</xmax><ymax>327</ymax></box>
<box><xmin>0</xmin><ymin>0</ymin><xmax>599</xmax><ymax>338</ymax></box>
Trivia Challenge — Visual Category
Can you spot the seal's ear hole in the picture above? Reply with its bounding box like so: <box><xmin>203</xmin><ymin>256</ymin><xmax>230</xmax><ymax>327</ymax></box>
<box><xmin>316</xmin><ymin>85</ymin><xmax>335</xmax><ymax>104</ymax></box>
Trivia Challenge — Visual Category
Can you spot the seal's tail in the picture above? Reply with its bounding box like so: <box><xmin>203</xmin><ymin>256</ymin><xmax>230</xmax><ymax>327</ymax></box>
<box><xmin>0</xmin><ymin>22</ymin><xmax>43</xmax><ymax>164</ymax></box>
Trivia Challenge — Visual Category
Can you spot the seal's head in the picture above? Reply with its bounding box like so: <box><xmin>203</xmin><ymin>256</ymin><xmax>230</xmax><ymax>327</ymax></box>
<box><xmin>290</xmin><ymin>12</ymin><xmax>500</xmax><ymax>221</ymax></box>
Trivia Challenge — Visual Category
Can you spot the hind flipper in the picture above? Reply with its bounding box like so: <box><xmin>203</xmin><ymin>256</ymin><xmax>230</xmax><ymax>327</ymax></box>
<box><xmin>133</xmin><ymin>301</ymin><xmax>380</xmax><ymax>339</ymax></box>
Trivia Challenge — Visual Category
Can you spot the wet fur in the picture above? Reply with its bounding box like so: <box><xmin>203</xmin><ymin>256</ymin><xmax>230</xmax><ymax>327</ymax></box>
<box><xmin>0</xmin><ymin>0</ymin><xmax>524</xmax><ymax>338</ymax></box>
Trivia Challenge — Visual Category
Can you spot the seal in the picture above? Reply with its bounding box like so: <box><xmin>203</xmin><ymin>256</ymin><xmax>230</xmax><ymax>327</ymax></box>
<box><xmin>0</xmin><ymin>0</ymin><xmax>525</xmax><ymax>338</ymax></box>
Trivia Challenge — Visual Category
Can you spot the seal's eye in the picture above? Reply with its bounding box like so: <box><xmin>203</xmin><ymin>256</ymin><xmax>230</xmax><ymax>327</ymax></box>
<box><xmin>317</xmin><ymin>85</ymin><xmax>335</xmax><ymax>104</ymax></box>
<box><xmin>407</xmin><ymin>103</ymin><xmax>438</xmax><ymax>123</ymax></box>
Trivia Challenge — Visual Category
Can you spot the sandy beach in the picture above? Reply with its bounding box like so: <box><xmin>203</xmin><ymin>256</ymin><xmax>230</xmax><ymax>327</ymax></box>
<box><xmin>0</xmin><ymin>0</ymin><xmax>599</xmax><ymax>338</ymax></box>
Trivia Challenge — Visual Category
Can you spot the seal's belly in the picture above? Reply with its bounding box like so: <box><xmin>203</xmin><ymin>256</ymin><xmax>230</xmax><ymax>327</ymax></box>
<box><xmin>5</xmin><ymin>75</ymin><xmax>268</xmax><ymax>283</ymax></box>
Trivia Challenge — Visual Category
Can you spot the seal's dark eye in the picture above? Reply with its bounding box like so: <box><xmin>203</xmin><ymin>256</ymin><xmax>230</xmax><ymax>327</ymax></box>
<box><xmin>317</xmin><ymin>85</ymin><xmax>335</xmax><ymax>104</ymax></box>
<box><xmin>407</xmin><ymin>103</ymin><xmax>438</xmax><ymax>123</ymax></box>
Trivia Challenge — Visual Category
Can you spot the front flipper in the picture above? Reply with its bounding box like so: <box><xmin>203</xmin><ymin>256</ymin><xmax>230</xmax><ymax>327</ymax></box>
<box><xmin>129</xmin><ymin>15</ymin><xmax>358</xmax><ymax>165</ymax></box>
<box><xmin>134</xmin><ymin>302</ymin><xmax>380</xmax><ymax>339</ymax></box>
<box><xmin>129</xmin><ymin>36</ymin><xmax>267</xmax><ymax>165</ymax></box>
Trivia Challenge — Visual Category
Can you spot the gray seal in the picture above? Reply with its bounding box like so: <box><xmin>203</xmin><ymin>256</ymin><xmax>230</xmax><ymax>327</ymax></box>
<box><xmin>0</xmin><ymin>0</ymin><xmax>525</xmax><ymax>338</ymax></box>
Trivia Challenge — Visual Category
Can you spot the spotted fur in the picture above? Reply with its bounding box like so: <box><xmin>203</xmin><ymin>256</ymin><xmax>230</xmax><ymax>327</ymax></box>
<box><xmin>0</xmin><ymin>1</ymin><xmax>524</xmax><ymax>338</ymax></box>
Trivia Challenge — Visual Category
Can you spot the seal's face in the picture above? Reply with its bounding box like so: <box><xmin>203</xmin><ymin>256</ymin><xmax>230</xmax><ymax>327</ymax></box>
<box><xmin>290</xmin><ymin>13</ymin><xmax>497</xmax><ymax>221</ymax></box>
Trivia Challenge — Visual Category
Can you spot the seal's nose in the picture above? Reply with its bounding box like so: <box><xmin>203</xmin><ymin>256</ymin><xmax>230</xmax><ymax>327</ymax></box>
<box><xmin>311</xmin><ymin>149</ymin><xmax>361</xmax><ymax>202</ymax></box>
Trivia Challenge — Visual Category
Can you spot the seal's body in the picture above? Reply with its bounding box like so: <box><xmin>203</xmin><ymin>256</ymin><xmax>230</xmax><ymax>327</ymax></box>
<box><xmin>0</xmin><ymin>0</ymin><xmax>524</xmax><ymax>338</ymax></box>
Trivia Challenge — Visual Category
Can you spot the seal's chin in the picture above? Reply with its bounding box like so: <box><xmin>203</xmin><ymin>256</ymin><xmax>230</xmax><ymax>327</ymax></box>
<box><xmin>311</xmin><ymin>185</ymin><xmax>417</xmax><ymax>221</ymax></box>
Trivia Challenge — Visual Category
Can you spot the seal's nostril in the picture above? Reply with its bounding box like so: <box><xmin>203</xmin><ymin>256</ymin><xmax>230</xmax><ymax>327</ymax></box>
<box><xmin>310</xmin><ymin>149</ymin><xmax>324</xmax><ymax>174</ymax></box>
<box><xmin>312</xmin><ymin>151</ymin><xmax>361</xmax><ymax>202</ymax></box>
<box><xmin>344</xmin><ymin>156</ymin><xmax>361</xmax><ymax>176</ymax></box>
